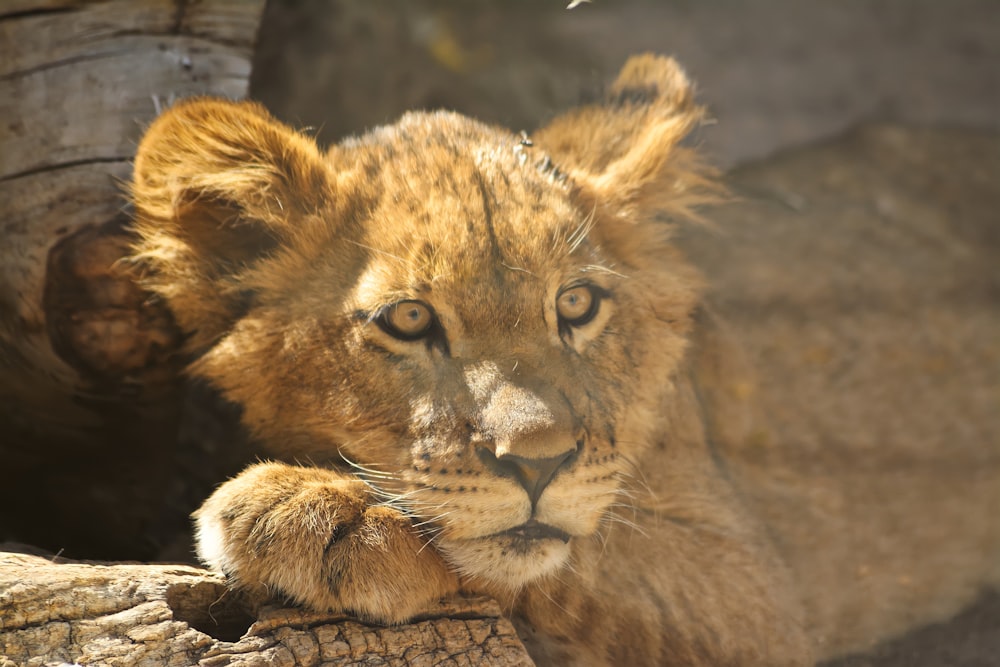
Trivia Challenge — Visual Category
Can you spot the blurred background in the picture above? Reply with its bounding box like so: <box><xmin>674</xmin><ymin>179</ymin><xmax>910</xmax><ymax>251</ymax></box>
<box><xmin>251</xmin><ymin>0</ymin><xmax>999</xmax><ymax>168</ymax></box>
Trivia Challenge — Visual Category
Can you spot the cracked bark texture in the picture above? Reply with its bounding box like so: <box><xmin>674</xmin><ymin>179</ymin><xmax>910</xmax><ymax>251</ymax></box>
<box><xmin>0</xmin><ymin>551</ymin><xmax>534</xmax><ymax>666</ymax></box>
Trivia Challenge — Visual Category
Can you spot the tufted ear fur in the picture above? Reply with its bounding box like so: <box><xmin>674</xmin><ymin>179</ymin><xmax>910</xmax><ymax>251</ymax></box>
<box><xmin>533</xmin><ymin>54</ymin><xmax>720</xmax><ymax>225</ymax></box>
<box><xmin>130</xmin><ymin>98</ymin><xmax>334</xmax><ymax>352</ymax></box>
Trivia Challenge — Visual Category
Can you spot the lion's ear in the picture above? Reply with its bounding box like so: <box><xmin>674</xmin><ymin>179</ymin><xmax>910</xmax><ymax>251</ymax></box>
<box><xmin>130</xmin><ymin>98</ymin><xmax>334</xmax><ymax>351</ymax></box>
<box><xmin>533</xmin><ymin>54</ymin><xmax>718</xmax><ymax>219</ymax></box>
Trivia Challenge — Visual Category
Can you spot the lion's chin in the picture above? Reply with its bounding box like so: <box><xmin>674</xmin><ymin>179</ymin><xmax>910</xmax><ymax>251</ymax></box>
<box><xmin>440</xmin><ymin>527</ymin><xmax>572</xmax><ymax>589</ymax></box>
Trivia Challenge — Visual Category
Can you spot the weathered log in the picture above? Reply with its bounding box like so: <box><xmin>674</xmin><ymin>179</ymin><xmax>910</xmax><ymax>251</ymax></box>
<box><xmin>0</xmin><ymin>0</ymin><xmax>265</xmax><ymax>559</ymax></box>
<box><xmin>0</xmin><ymin>550</ymin><xmax>534</xmax><ymax>666</ymax></box>
<box><xmin>0</xmin><ymin>0</ymin><xmax>263</xmax><ymax>420</ymax></box>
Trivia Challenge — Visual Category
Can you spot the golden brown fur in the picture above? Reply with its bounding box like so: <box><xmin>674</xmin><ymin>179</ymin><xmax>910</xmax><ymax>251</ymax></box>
<box><xmin>129</xmin><ymin>55</ymin><xmax>999</xmax><ymax>665</ymax></box>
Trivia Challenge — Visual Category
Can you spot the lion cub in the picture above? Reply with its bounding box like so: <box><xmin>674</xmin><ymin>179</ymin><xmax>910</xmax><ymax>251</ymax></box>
<box><xmin>130</xmin><ymin>56</ymin><xmax>999</xmax><ymax>665</ymax></box>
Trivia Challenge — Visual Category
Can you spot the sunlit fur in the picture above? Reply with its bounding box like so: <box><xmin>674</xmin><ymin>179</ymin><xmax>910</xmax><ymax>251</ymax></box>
<box><xmin>129</xmin><ymin>54</ymin><xmax>1000</xmax><ymax>666</ymax></box>
<box><xmin>127</xmin><ymin>54</ymin><xmax>797</xmax><ymax>664</ymax></box>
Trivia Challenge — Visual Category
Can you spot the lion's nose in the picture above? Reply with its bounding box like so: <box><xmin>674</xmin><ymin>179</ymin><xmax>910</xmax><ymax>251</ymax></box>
<box><xmin>477</xmin><ymin>445</ymin><xmax>580</xmax><ymax>507</ymax></box>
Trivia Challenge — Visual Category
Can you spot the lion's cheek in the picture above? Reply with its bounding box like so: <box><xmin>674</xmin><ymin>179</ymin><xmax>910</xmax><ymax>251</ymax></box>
<box><xmin>535</xmin><ymin>480</ymin><xmax>619</xmax><ymax>537</ymax></box>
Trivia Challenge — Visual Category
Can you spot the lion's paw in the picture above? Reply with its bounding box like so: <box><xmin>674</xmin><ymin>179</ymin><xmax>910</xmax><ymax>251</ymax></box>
<box><xmin>194</xmin><ymin>462</ymin><xmax>458</xmax><ymax>624</ymax></box>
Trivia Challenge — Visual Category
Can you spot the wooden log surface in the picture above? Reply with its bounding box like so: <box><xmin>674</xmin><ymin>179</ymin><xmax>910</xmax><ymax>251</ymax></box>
<box><xmin>0</xmin><ymin>0</ymin><xmax>261</xmax><ymax>435</ymax></box>
<box><xmin>0</xmin><ymin>551</ymin><xmax>534</xmax><ymax>666</ymax></box>
<box><xmin>0</xmin><ymin>0</ymin><xmax>266</xmax><ymax>560</ymax></box>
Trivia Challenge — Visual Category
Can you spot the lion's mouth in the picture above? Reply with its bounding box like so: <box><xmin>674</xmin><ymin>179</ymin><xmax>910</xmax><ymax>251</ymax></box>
<box><xmin>496</xmin><ymin>519</ymin><xmax>571</xmax><ymax>543</ymax></box>
<box><xmin>440</xmin><ymin>519</ymin><xmax>574</xmax><ymax>585</ymax></box>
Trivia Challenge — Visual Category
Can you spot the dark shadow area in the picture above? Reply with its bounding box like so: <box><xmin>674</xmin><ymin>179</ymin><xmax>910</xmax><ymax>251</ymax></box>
<box><xmin>166</xmin><ymin>580</ymin><xmax>256</xmax><ymax>643</ymax></box>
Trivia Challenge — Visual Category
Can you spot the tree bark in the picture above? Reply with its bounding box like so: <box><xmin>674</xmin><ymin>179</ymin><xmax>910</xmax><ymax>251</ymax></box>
<box><xmin>0</xmin><ymin>0</ymin><xmax>268</xmax><ymax>559</ymax></box>
<box><xmin>0</xmin><ymin>551</ymin><xmax>534</xmax><ymax>666</ymax></box>
<box><xmin>0</xmin><ymin>0</ymin><xmax>262</xmax><ymax>430</ymax></box>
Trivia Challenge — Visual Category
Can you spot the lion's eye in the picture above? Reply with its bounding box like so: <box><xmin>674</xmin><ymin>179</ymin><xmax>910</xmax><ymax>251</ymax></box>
<box><xmin>378</xmin><ymin>300</ymin><xmax>435</xmax><ymax>340</ymax></box>
<box><xmin>557</xmin><ymin>285</ymin><xmax>600</xmax><ymax>327</ymax></box>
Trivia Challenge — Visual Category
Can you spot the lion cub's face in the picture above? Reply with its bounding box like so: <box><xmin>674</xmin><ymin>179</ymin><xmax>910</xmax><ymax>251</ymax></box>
<box><xmin>131</xmin><ymin>56</ymin><xmax>714</xmax><ymax>589</ymax></box>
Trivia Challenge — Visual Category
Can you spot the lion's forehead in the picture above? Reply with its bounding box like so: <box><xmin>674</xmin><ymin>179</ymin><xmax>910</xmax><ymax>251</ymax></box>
<box><xmin>352</xmin><ymin>155</ymin><xmax>589</xmax><ymax>289</ymax></box>
<box><xmin>345</xmin><ymin>115</ymin><xmax>580</xmax><ymax>265</ymax></box>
